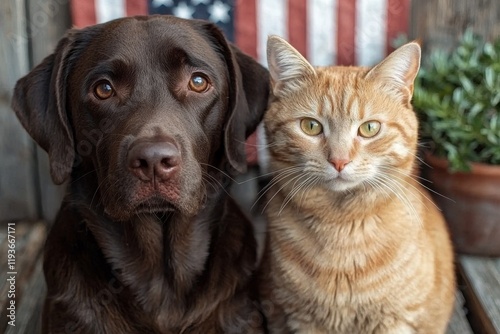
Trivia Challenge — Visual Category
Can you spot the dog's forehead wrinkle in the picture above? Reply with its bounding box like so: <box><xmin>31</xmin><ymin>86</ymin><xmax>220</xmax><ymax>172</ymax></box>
<box><xmin>112</xmin><ymin>16</ymin><xmax>221</xmax><ymax>63</ymax></box>
<box><xmin>79</xmin><ymin>21</ymin><xmax>226</xmax><ymax>96</ymax></box>
<box><xmin>156</xmin><ymin>44</ymin><xmax>223</xmax><ymax>82</ymax></box>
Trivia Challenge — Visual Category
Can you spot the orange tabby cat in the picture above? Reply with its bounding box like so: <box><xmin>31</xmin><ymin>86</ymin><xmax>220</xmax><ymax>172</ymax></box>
<box><xmin>259</xmin><ymin>36</ymin><xmax>456</xmax><ymax>334</ymax></box>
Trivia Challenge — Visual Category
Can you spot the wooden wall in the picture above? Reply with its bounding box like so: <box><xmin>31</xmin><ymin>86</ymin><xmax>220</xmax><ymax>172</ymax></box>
<box><xmin>411</xmin><ymin>0</ymin><xmax>500</xmax><ymax>52</ymax></box>
<box><xmin>0</xmin><ymin>0</ymin><xmax>71</xmax><ymax>222</ymax></box>
<box><xmin>0</xmin><ymin>0</ymin><xmax>37</xmax><ymax>221</ymax></box>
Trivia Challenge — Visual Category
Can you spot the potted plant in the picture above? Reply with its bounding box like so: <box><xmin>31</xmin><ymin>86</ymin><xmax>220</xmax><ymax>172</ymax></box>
<box><xmin>412</xmin><ymin>29</ymin><xmax>500</xmax><ymax>256</ymax></box>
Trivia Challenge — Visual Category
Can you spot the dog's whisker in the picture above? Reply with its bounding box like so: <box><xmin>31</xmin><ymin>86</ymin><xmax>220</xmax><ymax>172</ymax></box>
<box><xmin>90</xmin><ymin>173</ymin><xmax>113</xmax><ymax>209</ymax></box>
<box><xmin>199</xmin><ymin>163</ymin><xmax>239</xmax><ymax>183</ymax></box>
<box><xmin>201</xmin><ymin>172</ymin><xmax>219</xmax><ymax>192</ymax></box>
<box><xmin>202</xmin><ymin>171</ymin><xmax>233</xmax><ymax>199</ymax></box>
<box><xmin>70</xmin><ymin>168</ymin><xmax>100</xmax><ymax>185</ymax></box>
<box><xmin>233</xmin><ymin>138</ymin><xmax>279</xmax><ymax>149</ymax></box>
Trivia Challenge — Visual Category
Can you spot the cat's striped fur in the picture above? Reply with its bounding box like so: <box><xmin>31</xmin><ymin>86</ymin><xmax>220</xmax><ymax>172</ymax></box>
<box><xmin>259</xmin><ymin>36</ymin><xmax>455</xmax><ymax>334</ymax></box>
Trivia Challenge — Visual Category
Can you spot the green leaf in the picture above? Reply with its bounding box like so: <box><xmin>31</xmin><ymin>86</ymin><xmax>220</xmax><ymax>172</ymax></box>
<box><xmin>459</xmin><ymin>74</ymin><xmax>474</xmax><ymax>93</ymax></box>
<box><xmin>491</xmin><ymin>93</ymin><xmax>500</xmax><ymax>106</ymax></box>
<box><xmin>452</xmin><ymin>88</ymin><xmax>464</xmax><ymax>105</ymax></box>
<box><xmin>490</xmin><ymin>113</ymin><xmax>498</xmax><ymax>131</ymax></box>
<box><xmin>412</xmin><ymin>28</ymin><xmax>500</xmax><ymax>169</ymax></box>
<box><xmin>484</xmin><ymin>42</ymin><xmax>496</xmax><ymax>58</ymax></box>
<box><xmin>468</xmin><ymin>103</ymin><xmax>484</xmax><ymax>120</ymax></box>
<box><xmin>485</xmin><ymin>66</ymin><xmax>495</xmax><ymax>88</ymax></box>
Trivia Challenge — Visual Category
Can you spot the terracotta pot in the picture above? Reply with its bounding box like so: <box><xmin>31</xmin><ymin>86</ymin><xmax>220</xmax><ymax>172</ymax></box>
<box><xmin>423</xmin><ymin>153</ymin><xmax>500</xmax><ymax>256</ymax></box>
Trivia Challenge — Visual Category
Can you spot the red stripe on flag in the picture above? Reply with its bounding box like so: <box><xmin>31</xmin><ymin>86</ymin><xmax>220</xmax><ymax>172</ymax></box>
<box><xmin>235</xmin><ymin>0</ymin><xmax>259</xmax><ymax>165</ymax></box>
<box><xmin>235</xmin><ymin>0</ymin><xmax>260</xmax><ymax>165</ymax></box>
<box><xmin>288</xmin><ymin>0</ymin><xmax>308</xmax><ymax>59</ymax></box>
<box><xmin>71</xmin><ymin>0</ymin><xmax>97</xmax><ymax>28</ymax></box>
<box><xmin>337</xmin><ymin>0</ymin><xmax>356</xmax><ymax>65</ymax></box>
<box><xmin>235</xmin><ymin>0</ymin><xmax>258</xmax><ymax>59</ymax></box>
<box><xmin>126</xmin><ymin>0</ymin><xmax>149</xmax><ymax>16</ymax></box>
<box><xmin>386</xmin><ymin>0</ymin><xmax>410</xmax><ymax>54</ymax></box>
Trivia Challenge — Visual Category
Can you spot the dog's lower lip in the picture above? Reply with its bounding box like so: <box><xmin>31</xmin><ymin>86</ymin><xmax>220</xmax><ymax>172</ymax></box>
<box><xmin>134</xmin><ymin>197</ymin><xmax>177</xmax><ymax>214</ymax></box>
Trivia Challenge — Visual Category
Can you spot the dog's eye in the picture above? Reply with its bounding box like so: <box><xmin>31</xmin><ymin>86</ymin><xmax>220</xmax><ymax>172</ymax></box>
<box><xmin>188</xmin><ymin>74</ymin><xmax>209</xmax><ymax>93</ymax></box>
<box><xmin>94</xmin><ymin>81</ymin><xmax>114</xmax><ymax>99</ymax></box>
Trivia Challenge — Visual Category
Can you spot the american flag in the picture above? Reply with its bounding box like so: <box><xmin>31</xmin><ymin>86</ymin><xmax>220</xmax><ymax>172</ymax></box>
<box><xmin>70</xmin><ymin>0</ymin><xmax>410</xmax><ymax>167</ymax></box>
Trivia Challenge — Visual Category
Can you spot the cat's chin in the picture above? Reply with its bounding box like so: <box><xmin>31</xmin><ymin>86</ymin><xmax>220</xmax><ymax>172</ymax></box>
<box><xmin>325</xmin><ymin>178</ymin><xmax>361</xmax><ymax>192</ymax></box>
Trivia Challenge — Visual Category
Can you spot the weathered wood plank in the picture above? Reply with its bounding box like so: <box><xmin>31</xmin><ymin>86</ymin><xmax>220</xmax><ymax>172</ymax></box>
<box><xmin>446</xmin><ymin>290</ymin><xmax>473</xmax><ymax>334</ymax></box>
<box><xmin>0</xmin><ymin>0</ymin><xmax>38</xmax><ymax>221</ymax></box>
<box><xmin>27</xmin><ymin>0</ymin><xmax>72</xmax><ymax>222</ymax></box>
<box><xmin>410</xmin><ymin>0</ymin><xmax>500</xmax><ymax>53</ymax></box>
<box><xmin>459</xmin><ymin>255</ymin><xmax>500</xmax><ymax>334</ymax></box>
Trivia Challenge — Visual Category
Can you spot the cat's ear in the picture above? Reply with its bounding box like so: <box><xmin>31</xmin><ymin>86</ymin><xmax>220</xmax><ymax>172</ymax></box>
<box><xmin>366</xmin><ymin>42</ymin><xmax>421</xmax><ymax>105</ymax></box>
<box><xmin>267</xmin><ymin>35</ymin><xmax>316</xmax><ymax>97</ymax></box>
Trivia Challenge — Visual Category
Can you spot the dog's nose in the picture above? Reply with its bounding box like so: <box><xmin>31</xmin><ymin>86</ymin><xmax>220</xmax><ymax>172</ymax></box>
<box><xmin>128</xmin><ymin>139</ymin><xmax>180</xmax><ymax>182</ymax></box>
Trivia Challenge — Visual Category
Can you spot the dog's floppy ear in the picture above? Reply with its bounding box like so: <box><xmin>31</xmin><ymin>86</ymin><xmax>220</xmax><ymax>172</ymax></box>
<box><xmin>201</xmin><ymin>23</ymin><xmax>270</xmax><ymax>174</ymax></box>
<box><xmin>226</xmin><ymin>45</ymin><xmax>270</xmax><ymax>173</ymax></box>
<box><xmin>12</xmin><ymin>33</ymin><xmax>76</xmax><ymax>185</ymax></box>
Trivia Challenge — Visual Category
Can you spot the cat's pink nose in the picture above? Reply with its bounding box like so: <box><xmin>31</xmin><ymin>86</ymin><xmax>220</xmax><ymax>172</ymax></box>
<box><xmin>330</xmin><ymin>159</ymin><xmax>350</xmax><ymax>172</ymax></box>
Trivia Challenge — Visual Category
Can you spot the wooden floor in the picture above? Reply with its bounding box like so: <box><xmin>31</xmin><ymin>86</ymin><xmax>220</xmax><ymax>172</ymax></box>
<box><xmin>1</xmin><ymin>219</ymin><xmax>498</xmax><ymax>333</ymax></box>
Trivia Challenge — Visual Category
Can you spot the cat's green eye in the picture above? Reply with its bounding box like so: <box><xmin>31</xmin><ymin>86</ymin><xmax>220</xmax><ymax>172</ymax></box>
<box><xmin>300</xmin><ymin>118</ymin><xmax>323</xmax><ymax>136</ymax></box>
<box><xmin>358</xmin><ymin>121</ymin><xmax>381</xmax><ymax>138</ymax></box>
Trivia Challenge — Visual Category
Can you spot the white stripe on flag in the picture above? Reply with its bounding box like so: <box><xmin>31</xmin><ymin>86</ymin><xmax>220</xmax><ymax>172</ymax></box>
<box><xmin>355</xmin><ymin>0</ymin><xmax>387</xmax><ymax>66</ymax></box>
<box><xmin>308</xmin><ymin>0</ymin><xmax>337</xmax><ymax>66</ymax></box>
<box><xmin>256</xmin><ymin>0</ymin><xmax>288</xmax><ymax>65</ymax></box>
<box><xmin>95</xmin><ymin>0</ymin><xmax>126</xmax><ymax>24</ymax></box>
<box><xmin>256</xmin><ymin>0</ymin><xmax>287</xmax><ymax>172</ymax></box>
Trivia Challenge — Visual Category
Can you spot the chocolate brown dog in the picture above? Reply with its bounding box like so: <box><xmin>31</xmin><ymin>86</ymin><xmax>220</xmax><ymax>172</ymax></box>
<box><xmin>12</xmin><ymin>16</ymin><xmax>269</xmax><ymax>333</ymax></box>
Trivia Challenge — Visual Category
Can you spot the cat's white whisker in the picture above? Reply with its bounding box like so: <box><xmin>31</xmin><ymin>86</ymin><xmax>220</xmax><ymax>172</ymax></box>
<box><xmin>279</xmin><ymin>173</ymin><xmax>309</xmax><ymax>211</ymax></box>
<box><xmin>405</xmin><ymin>149</ymin><xmax>433</xmax><ymax>169</ymax></box>
<box><xmin>235</xmin><ymin>165</ymin><xmax>300</xmax><ymax>185</ymax></box>
<box><xmin>373</xmin><ymin>175</ymin><xmax>417</xmax><ymax>221</ymax></box>
<box><xmin>279</xmin><ymin>173</ymin><xmax>316</xmax><ymax>215</ymax></box>
<box><xmin>417</xmin><ymin>141</ymin><xmax>432</xmax><ymax>149</ymax></box>
<box><xmin>380</xmin><ymin>172</ymin><xmax>437</xmax><ymax>214</ymax></box>
<box><xmin>374</xmin><ymin>174</ymin><xmax>422</xmax><ymax>227</ymax></box>
<box><xmin>200</xmin><ymin>162</ymin><xmax>305</xmax><ymax>186</ymax></box>
<box><xmin>261</xmin><ymin>172</ymin><xmax>306</xmax><ymax>214</ymax></box>
<box><xmin>379</xmin><ymin>166</ymin><xmax>455</xmax><ymax>204</ymax></box>
<box><xmin>299</xmin><ymin>176</ymin><xmax>320</xmax><ymax>207</ymax></box>
<box><xmin>246</xmin><ymin>165</ymin><xmax>304</xmax><ymax>183</ymax></box>
<box><xmin>256</xmin><ymin>166</ymin><xmax>304</xmax><ymax>196</ymax></box>
<box><xmin>251</xmin><ymin>167</ymin><xmax>304</xmax><ymax>211</ymax></box>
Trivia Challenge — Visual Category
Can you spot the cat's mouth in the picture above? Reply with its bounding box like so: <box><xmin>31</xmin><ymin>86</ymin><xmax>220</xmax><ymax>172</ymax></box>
<box><xmin>330</xmin><ymin>170</ymin><xmax>354</xmax><ymax>181</ymax></box>
<box><xmin>326</xmin><ymin>172</ymin><xmax>361</xmax><ymax>191</ymax></box>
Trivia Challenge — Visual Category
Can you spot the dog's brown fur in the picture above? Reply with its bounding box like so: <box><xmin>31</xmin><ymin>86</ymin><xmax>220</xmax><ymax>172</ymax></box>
<box><xmin>12</xmin><ymin>16</ymin><xmax>269</xmax><ymax>333</ymax></box>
